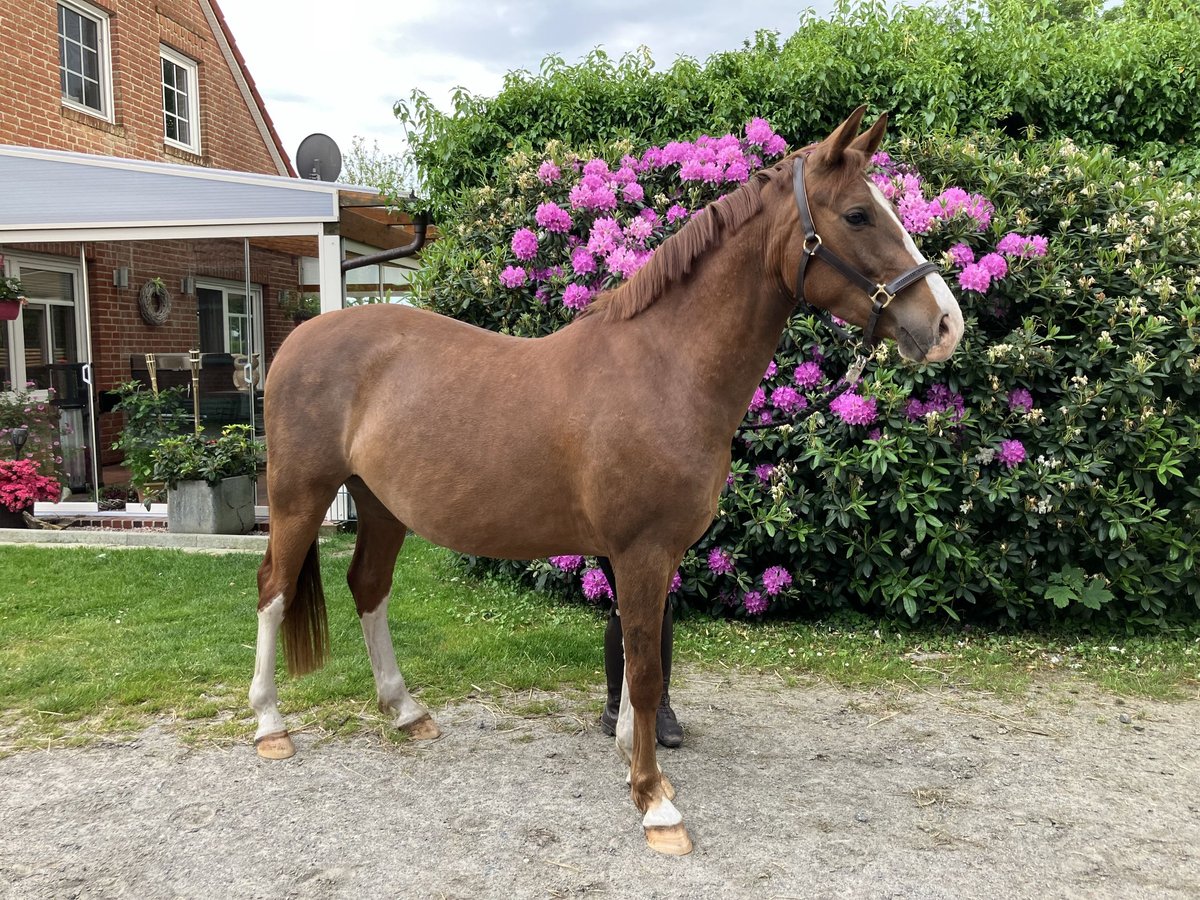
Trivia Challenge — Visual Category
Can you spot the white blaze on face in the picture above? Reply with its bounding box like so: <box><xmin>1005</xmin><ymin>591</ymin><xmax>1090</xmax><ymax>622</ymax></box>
<box><xmin>868</xmin><ymin>181</ymin><xmax>964</xmax><ymax>360</ymax></box>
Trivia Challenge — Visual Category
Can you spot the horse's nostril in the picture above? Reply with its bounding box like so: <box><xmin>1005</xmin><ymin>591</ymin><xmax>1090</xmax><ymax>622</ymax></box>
<box><xmin>939</xmin><ymin>314</ymin><xmax>952</xmax><ymax>339</ymax></box>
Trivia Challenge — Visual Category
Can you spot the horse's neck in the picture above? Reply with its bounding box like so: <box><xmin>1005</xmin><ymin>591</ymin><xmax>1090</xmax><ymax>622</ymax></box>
<box><xmin>635</xmin><ymin>216</ymin><xmax>792</xmax><ymax>434</ymax></box>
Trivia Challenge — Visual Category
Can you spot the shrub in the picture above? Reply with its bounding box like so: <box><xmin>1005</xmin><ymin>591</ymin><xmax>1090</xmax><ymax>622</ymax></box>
<box><xmin>413</xmin><ymin>125</ymin><xmax>1200</xmax><ymax>628</ymax></box>
<box><xmin>150</xmin><ymin>424</ymin><xmax>263</xmax><ymax>488</ymax></box>
<box><xmin>110</xmin><ymin>381</ymin><xmax>189</xmax><ymax>494</ymax></box>
<box><xmin>399</xmin><ymin>0</ymin><xmax>1200</xmax><ymax>217</ymax></box>
<box><xmin>0</xmin><ymin>383</ymin><xmax>65</xmax><ymax>486</ymax></box>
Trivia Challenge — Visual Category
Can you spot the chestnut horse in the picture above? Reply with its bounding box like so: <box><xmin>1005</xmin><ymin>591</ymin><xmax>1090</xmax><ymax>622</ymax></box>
<box><xmin>249</xmin><ymin>108</ymin><xmax>964</xmax><ymax>855</ymax></box>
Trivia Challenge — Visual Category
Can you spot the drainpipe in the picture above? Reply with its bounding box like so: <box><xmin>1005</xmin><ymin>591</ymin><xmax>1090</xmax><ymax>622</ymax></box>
<box><xmin>341</xmin><ymin>211</ymin><xmax>428</xmax><ymax>272</ymax></box>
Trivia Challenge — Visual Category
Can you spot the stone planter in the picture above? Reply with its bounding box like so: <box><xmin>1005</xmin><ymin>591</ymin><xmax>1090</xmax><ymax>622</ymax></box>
<box><xmin>167</xmin><ymin>474</ymin><xmax>256</xmax><ymax>534</ymax></box>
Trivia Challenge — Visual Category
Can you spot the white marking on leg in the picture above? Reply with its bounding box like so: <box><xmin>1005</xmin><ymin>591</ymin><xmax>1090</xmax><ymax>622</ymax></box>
<box><xmin>249</xmin><ymin>594</ymin><xmax>286</xmax><ymax>741</ymax></box>
<box><xmin>642</xmin><ymin>795</ymin><xmax>684</xmax><ymax>829</ymax></box>
<box><xmin>868</xmin><ymin>182</ymin><xmax>964</xmax><ymax>340</ymax></box>
<box><xmin>615</xmin><ymin>643</ymin><xmax>634</xmax><ymax>765</ymax></box>
<box><xmin>360</xmin><ymin>602</ymin><xmax>428</xmax><ymax>728</ymax></box>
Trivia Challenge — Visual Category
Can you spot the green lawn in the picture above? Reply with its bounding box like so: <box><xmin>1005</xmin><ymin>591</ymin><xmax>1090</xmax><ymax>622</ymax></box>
<box><xmin>1</xmin><ymin>534</ymin><xmax>1197</xmax><ymax>752</ymax></box>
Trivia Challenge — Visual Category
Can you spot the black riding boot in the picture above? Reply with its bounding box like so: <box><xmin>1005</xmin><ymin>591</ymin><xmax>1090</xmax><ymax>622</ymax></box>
<box><xmin>656</xmin><ymin>603</ymin><xmax>683</xmax><ymax>748</ymax></box>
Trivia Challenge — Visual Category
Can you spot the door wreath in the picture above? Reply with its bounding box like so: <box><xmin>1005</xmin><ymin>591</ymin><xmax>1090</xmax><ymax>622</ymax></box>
<box><xmin>138</xmin><ymin>278</ymin><xmax>172</xmax><ymax>326</ymax></box>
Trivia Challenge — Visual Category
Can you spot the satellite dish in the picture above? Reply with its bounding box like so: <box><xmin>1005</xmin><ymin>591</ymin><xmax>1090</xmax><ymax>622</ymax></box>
<box><xmin>296</xmin><ymin>133</ymin><xmax>342</xmax><ymax>182</ymax></box>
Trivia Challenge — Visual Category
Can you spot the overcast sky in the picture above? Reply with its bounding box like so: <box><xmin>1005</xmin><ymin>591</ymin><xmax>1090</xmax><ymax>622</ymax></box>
<box><xmin>218</xmin><ymin>0</ymin><xmax>845</xmax><ymax>172</ymax></box>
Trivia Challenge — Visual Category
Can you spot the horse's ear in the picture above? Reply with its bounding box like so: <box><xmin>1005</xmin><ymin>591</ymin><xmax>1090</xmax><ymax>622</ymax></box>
<box><xmin>850</xmin><ymin>113</ymin><xmax>888</xmax><ymax>163</ymax></box>
<box><xmin>816</xmin><ymin>105</ymin><xmax>868</xmax><ymax>166</ymax></box>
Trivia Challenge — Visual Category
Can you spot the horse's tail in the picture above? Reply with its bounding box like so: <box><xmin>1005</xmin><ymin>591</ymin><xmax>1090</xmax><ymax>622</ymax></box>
<box><xmin>282</xmin><ymin>539</ymin><xmax>330</xmax><ymax>676</ymax></box>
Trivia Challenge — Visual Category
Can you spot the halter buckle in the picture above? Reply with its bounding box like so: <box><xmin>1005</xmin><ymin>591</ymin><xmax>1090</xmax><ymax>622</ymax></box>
<box><xmin>844</xmin><ymin>354</ymin><xmax>867</xmax><ymax>386</ymax></box>
<box><xmin>803</xmin><ymin>234</ymin><xmax>823</xmax><ymax>256</ymax></box>
<box><xmin>870</xmin><ymin>284</ymin><xmax>896</xmax><ymax>309</ymax></box>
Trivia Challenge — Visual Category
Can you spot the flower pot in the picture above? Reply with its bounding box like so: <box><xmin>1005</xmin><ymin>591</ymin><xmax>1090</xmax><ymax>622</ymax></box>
<box><xmin>0</xmin><ymin>301</ymin><xmax>21</xmax><ymax>321</ymax></box>
<box><xmin>167</xmin><ymin>474</ymin><xmax>256</xmax><ymax>534</ymax></box>
<box><xmin>0</xmin><ymin>504</ymin><xmax>31</xmax><ymax>528</ymax></box>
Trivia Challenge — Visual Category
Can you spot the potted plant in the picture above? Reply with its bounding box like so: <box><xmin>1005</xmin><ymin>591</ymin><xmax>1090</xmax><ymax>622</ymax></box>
<box><xmin>0</xmin><ymin>271</ymin><xmax>26</xmax><ymax>321</ymax></box>
<box><xmin>150</xmin><ymin>424</ymin><xmax>264</xmax><ymax>534</ymax></box>
<box><xmin>277</xmin><ymin>289</ymin><xmax>320</xmax><ymax>325</ymax></box>
<box><xmin>111</xmin><ymin>380</ymin><xmax>189</xmax><ymax>504</ymax></box>
<box><xmin>0</xmin><ymin>458</ymin><xmax>61</xmax><ymax>527</ymax></box>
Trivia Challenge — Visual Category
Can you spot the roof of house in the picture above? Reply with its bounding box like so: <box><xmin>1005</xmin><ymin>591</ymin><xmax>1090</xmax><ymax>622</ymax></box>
<box><xmin>203</xmin><ymin>0</ymin><xmax>297</xmax><ymax>177</ymax></box>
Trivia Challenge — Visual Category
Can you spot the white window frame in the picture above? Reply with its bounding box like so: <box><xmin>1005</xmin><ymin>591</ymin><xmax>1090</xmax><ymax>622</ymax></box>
<box><xmin>196</xmin><ymin>279</ymin><xmax>264</xmax><ymax>386</ymax></box>
<box><xmin>57</xmin><ymin>0</ymin><xmax>114</xmax><ymax>123</ymax></box>
<box><xmin>0</xmin><ymin>252</ymin><xmax>86</xmax><ymax>398</ymax></box>
<box><xmin>160</xmin><ymin>45</ymin><xmax>201</xmax><ymax>154</ymax></box>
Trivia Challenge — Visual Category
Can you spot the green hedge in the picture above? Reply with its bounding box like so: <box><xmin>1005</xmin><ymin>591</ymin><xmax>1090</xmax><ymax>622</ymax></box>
<box><xmin>398</xmin><ymin>0</ymin><xmax>1200</xmax><ymax>216</ymax></box>
<box><xmin>411</xmin><ymin>128</ymin><xmax>1200</xmax><ymax>627</ymax></box>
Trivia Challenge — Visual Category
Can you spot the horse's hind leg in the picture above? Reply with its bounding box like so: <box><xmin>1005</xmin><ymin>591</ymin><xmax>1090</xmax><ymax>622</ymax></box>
<box><xmin>250</xmin><ymin>493</ymin><xmax>334</xmax><ymax>760</ymax></box>
<box><xmin>347</xmin><ymin>479</ymin><xmax>440</xmax><ymax>740</ymax></box>
<box><xmin>610</xmin><ymin>547</ymin><xmax>692</xmax><ymax>856</ymax></box>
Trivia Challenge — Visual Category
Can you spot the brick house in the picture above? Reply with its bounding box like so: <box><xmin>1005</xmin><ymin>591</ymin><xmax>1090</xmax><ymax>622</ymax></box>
<box><xmin>0</xmin><ymin>0</ymin><xmax>421</xmax><ymax>505</ymax></box>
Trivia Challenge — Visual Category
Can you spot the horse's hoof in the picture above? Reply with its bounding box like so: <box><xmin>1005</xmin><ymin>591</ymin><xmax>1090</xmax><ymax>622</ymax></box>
<box><xmin>255</xmin><ymin>731</ymin><xmax>295</xmax><ymax>760</ymax></box>
<box><xmin>645</xmin><ymin>823</ymin><xmax>692</xmax><ymax>856</ymax></box>
<box><xmin>660</xmin><ymin>773</ymin><xmax>676</xmax><ymax>802</ymax></box>
<box><xmin>401</xmin><ymin>714</ymin><xmax>441</xmax><ymax>741</ymax></box>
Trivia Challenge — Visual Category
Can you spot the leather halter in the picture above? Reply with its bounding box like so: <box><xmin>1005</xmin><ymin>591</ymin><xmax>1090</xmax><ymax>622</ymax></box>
<box><xmin>792</xmin><ymin>154</ymin><xmax>940</xmax><ymax>382</ymax></box>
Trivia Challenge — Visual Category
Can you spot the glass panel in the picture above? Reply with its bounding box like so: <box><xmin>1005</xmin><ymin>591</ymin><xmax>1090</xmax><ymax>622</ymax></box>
<box><xmin>228</xmin><ymin>318</ymin><xmax>245</xmax><ymax>355</ymax></box>
<box><xmin>176</xmin><ymin>118</ymin><xmax>190</xmax><ymax>146</ymax></box>
<box><xmin>50</xmin><ymin>305</ymin><xmax>78</xmax><ymax>363</ymax></box>
<box><xmin>162</xmin><ymin>58</ymin><xmax>175</xmax><ymax>88</ymax></box>
<box><xmin>164</xmin><ymin>88</ymin><xmax>176</xmax><ymax>116</ymax></box>
<box><xmin>62</xmin><ymin>7</ymin><xmax>80</xmax><ymax>43</ymax></box>
<box><xmin>176</xmin><ymin>91</ymin><xmax>189</xmax><ymax>120</ymax></box>
<box><xmin>0</xmin><ymin>322</ymin><xmax>10</xmax><ymax>391</ymax></box>
<box><xmin>21</xmin><ymin>306</ymin><xmax>49</xmax><ymax>390</ymax></box>
<box><xmin>83</xmin><ymin>79</ymin><xmax>100</xmax><ymax>111</ymax></box>
<box><xmin>228</xmin><ymin>294</ymin><xmax>247</xmax><ymax>315</ymax></box>
<box><xmin>81</xmin><ymin>16</ymin><xmax>97</xmax><ymax>50</ymax></box>
<box><xmin>19</xmin><ymin>269</ymin><xmax>74</xmax><ymax>301</ymax></box>
<box><xmin>165</xmin><ymin>116</ymin><xmax>178</xmax><ymax>142</ymax></box>
<box><xmin>66</xmin><ymin>73</ymin><xmax>83</xmax><ymax>104</ymax></box>
<box><xmin>83</xmin><ymin>47</ymin><xmax>98</xmax><ymax>80</ymax></box>
<box><xmin>66</xmin><ymin>42</ymin><xmax>81</xmax><ymax>76</ymax></box>
<box><xmin>197</xmin><ymin>288</ymin><xmax>224</xmax><ymax>354</ymax></box>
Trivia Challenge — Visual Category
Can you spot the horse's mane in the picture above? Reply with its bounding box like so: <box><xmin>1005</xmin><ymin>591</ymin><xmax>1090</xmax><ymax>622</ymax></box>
<box><xmin>578</xmin><ymin>151</ymin><xmax>801</xmax><ymax>324</ymax></box>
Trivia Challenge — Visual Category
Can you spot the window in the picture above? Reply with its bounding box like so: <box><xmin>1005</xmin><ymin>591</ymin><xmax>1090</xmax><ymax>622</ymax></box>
<box><xmin>0</xmin><ymin>256</ymin><xmax>83</xmax><ymax>393</ymax></box>
<box><xmin>161</xmin><ymin>46</ymin><xmax>200</xmax><ymax>153</ymax></box>
<box><xmin>197</xmin><ymin>282</ymin><xmax>263</xmax><ymax>385</ymax></box>
<box><xmin>57</xmin><ymin>0</ymin><xmax>112</xmax><ymax>120</ymax></box>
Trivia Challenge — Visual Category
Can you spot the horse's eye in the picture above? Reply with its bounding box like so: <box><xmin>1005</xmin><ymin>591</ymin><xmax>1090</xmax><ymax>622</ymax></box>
<box><xmin>844</xmin><ymin>210</ymin><xmax>870</xmax><ymax>227</ymax></box>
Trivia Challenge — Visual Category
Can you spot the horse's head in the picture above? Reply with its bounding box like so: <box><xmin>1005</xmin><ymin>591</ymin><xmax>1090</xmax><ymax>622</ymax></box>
<box><xmin>785</xmin><ymin>107</ymin><xmax>963</xmax><ymax>364</ymax></box>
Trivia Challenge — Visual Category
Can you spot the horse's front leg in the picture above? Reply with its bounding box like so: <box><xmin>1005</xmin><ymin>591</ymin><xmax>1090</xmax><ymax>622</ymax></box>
<box><xmin>611</xmin><ymin>552</ymin><xmax>692</xmax><ymax>856</ymax></box>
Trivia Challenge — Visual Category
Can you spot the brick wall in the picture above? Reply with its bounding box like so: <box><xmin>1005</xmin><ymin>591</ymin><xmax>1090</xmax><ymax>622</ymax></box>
<box><xmin>0</xmin><ymin>0</ymin><xmax>286</xmax><ymax>174</ymax></box>
<box><xmin>0</xmin><ymin>1</ymin><xmax>308</xmax><ymax>469</ymax></box>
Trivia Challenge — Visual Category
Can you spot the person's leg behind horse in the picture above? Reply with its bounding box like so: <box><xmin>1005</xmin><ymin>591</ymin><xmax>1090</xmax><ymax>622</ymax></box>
<box><xmin>597</xmin><ymin>556</ymin><xmax>683</xmax><ymax>747</ymax></box>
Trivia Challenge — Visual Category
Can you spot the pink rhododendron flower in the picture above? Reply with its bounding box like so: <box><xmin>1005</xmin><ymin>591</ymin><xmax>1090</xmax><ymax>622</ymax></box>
<box><xmin>763</xmin><ymin>361</ymin><xmax>777</xmax><ymax>380</ymax></box>
<box><xmin>499</xmin><ymin>266</ymin><xmax>527</xmax><ymax>288</ymax></box>
<box><xmin>570</xmin><ymin>246</ymin><xmax>596</xmax><ymax>275</ymax></box>
<box><xmin>549</xmin><ymin>555</ymin><xmax>583</xmax><ymax>571</ymax></box>
<box><xmin>666</xmin><ymin>204</ymin><xmax>690</xmax><ymax>224</ymax></box>
<box><xmin>829</xmin><ymin>390</ymin><xmax>878</xmax><ymax>426</ymax></box>
<box><xmin>761</xmin><ymin>566</ymin><xmax>792</xmax><ymax>596</ymax></box>
<box><xmin>606</xmin><ymin>247</ymin><xmax>641</xmax><ymax>279</ymax></box>
<box><xmin>997</xmin><ymin>233</ymin><xmax>1049</xmax><ymax>258</ymax></box>
<box><xmin>794</xmin><ymin>361</ymin><xmax>824</xmax><ymax>389</ymax></box>
<box><xmin>743</xmin><ymin>591</ymin><xmax>768</xmax><ymax>615</ymax></box>
<box><xmin>581</xmin><ymin>568</ymin><xmax>613</xmax><ymax>602</ymax></box>
<box><xmin>707</xmin><ymin>547</ymin><xmax>734</xmax><ymax>575</ymax></box>
<box><xmin>622</xmin><ymin>181</ymin><xmax>645</xmax><ymax>203</ymax></box>
<box><xmin>949</xmin><ymin>243</ymin><xmax>975</xmax><ymax>268</ymax></box>
<box><xmin>754</xmin><ymin>464</ymin><xmax>775</xmax><ymax>483</ymax></box>
<box><xmin>770</xmin><ymin>385</ymin><xmax>807</xmax><ymax>415</ymax></box>
<box><xmin>535</xmin><ymin>201</ymin><xmax>572</xmax><ymax>233</ymax></box>
<box><xmin>537</xmin><ymin>160</ymin><xmax>561</xmax><ymax>184</ymax></box>
<box><xmin>998</xmin><ymin>439</ymin><xmax>1026</xmax><ymax>469</ymax></box>
<box><xmin>957</xmin><ymin>263</ymin><xmax>992</xmax><ymax>293</ymax></box>
<box><xmin>748</xmin><ymin>387</ymin><xmax>767</xmax><ymax>413</ymax></box>
<box><xmin>587</xmin><ymin>217</ymin><xmax>622</xmax><ymax>255</ymax></box>
<box><xmin>1008</xmin><ymin>388</ymin><xmax>1033</xmax><ymax>412</ymax></box>
<box><xmin>511</xmin><ymin>228</ymin><xmax>539</xmax><ymax>261</ymax></box>
<box><xmin>669</xmin><ymin>571</ymin><xmax>682</xmax><ymax>593</ymax></box>
<box><xmin>562</xmin><ymin>284</ymin><xmax>591</xmax><ymax>310</ymax></box>
<box><xmin>978</xmin><ymin>252</ymin><xmax>1008</xmax><ymax>279</ymax></box>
